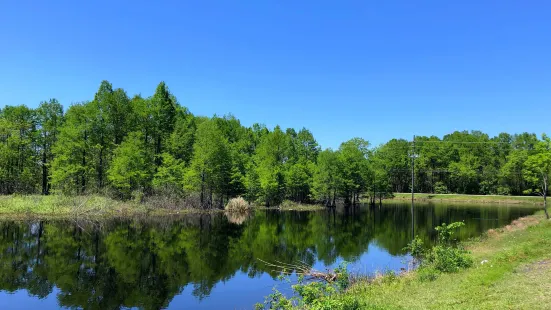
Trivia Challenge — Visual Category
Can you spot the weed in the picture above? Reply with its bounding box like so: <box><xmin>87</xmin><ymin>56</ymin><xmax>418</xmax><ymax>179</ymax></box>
<box><xmin>256</xmin><ymin>262</ymin><xmax>359</xmax><ymax>310</ymax></box>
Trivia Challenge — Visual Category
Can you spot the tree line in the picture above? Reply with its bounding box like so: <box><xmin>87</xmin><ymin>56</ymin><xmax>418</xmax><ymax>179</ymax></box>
<box><xmin>1</xmin><ymin>80</ymin><xmax>550</xmax><ymax>208</ymax></box>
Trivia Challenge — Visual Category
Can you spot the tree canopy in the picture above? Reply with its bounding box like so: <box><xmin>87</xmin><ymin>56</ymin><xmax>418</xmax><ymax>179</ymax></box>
<box><xmin>1</xmin><ymin>80</ymin><xmax>549</xmax><ymax>208</ymax></box>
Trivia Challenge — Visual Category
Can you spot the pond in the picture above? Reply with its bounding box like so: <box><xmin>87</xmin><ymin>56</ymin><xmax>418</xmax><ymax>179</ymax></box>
<box><xmin>0</xmin><ymin>203</ymin><xmax>538</xmax><ymax>309</ymax></box>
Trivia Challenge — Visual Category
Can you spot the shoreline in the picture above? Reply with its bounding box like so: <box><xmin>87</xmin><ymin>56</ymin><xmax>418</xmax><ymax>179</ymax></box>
<box><xmin>387</xmin><ymin>193</ymin><xmax>544</xmax><ymax>205</ymax></box>
<box><xmin>0</xmin><ymin>195</ymin><xmax>325</xmax><ymax>220</ymax></box>
<box><xmin>325</xmin><ymin>210</ymin><xmax>551</xmax><ymax>309</ymax></box>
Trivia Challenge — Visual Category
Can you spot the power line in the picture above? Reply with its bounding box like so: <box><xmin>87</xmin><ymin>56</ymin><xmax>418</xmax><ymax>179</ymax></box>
<box><xmin>413</xmin><ymin>141</ymin><xmax>513</xmax><ymax>144</ymax></box>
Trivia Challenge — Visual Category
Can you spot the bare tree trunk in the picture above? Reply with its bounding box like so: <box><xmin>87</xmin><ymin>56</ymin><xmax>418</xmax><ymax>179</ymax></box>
<box><xmin>42</xmin><ymin>147</ymin><xmax>48</xmax><ymax>195</ymax></box>
<box><xmin>544</xmin><ymin>193</ymin><xmax>549</xmax><ymax>219</ymax></box>
<box><xmin>544</xmin><ymin>178</ymin><xmax>549</xmax><ymax>219</ymax></box>
<box><xmin>200</xmin><ymin>171</ymin><xmax>205</xmax><ymax>208</ymax></box>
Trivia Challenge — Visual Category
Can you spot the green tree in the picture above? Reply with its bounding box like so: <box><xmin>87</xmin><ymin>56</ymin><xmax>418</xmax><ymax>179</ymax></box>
<box><xmin>253</xmin><ymin>126</ymin><xmax>289</xmax><ymax>206</ymax></box>
<box><xmin>312</xmin><ymin>149</ymin><xmax>340</xmax><ymax>206</ymax></box>
<box><xmin>108</xmin><ymin>132</ymin><xmax>154</xmax><ymax>197</ymax></box>
<box><xmin>36</xmin><ymin>99</ymin><xmax>64</xmax><ymax>194</ymax></box>
<box><xmin>153</xmin><ymin>152</ymin><xmax>186</xmax><ymax>196</ymax></box>
<box><xmin>0</xmin><ymin>105</ymin><xmax>39</xmax><ymax>193</ymax></box>
<box><xmin>186</xmin><ymin>119</ymin><xmax>231</xmax><ymax>208</ymax></box>
<box><xmin>523</xmin><ymin>135</ymin><xmax>551</xmax><ymax>219</ymax></box>
<box><xmin>51</xmin><ymin>103</ymin><xmax>93</xmax><ymax>194</ymax></box>
<box><xmin>296</xmin><ymin>128</ymin><xmax>320</xmax><ymax>163</ymax></box>
<box><xmin>89</xmin><ymin>81</ymin><xmax>115</xmax><ymax>190</ymax></box>
<box><xmin>168</xmin><ymin>106</ymin><xmax>196</xmax><ymax>164</ymax></box>
<box><xmin>337</xmin><ymin>138</ymin><xmax>370</xmax><ymax>205</ymax></box>
<box><xmin>151</xmin><ymin>82</ymin><xmax>176</xmax><ymax>167</ymax></box>
<box><xmin>286</xmin><ymin>162</ymin><xmax>313</xmax><ymax>202</ymax></box>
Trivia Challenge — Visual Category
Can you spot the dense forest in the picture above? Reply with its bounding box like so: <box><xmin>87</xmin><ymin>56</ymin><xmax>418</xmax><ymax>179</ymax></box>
<box><xmin>1</xmin><ymin>81</ymin><xmax>550</xmax><ymax>208</ymax></box>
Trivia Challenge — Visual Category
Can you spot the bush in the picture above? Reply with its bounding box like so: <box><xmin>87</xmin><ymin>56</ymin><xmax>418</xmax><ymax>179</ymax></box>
<box><xmin>435</xmin><ymin>222</ymin><xmax>464</xmax><ymax>245</ymax></box>
<box><xmin>256</xmin><ymin>262</ymin><xmax>359</xmax><ymax>310</ymax></box>
<box><xmin>497</xmin><ymin>186</ymin><xmax>511</xmax><ymax>196</ymax></box>
<box><xmin>405</xmin><ymin>222</ymin><xmax>473</xmax><ymax>277</ymax></box>
<box><xmin>434</xmin><ymin>182</ymin><xmax>448</xmax><ymax>194</ymax></box>
<box><xmin>404</xmin><ymin>235</ymin><xmax>424</xmax><ymax>260</ymax></box>
<box><xmin>225</xmin><ymin>197</ymin><xmax>251</xmax><ymax>212</ymax></box>
<box><xmin>425</xmin><ymin>245</ymin><xmax>473</xmax><ymax>273</ymax></box>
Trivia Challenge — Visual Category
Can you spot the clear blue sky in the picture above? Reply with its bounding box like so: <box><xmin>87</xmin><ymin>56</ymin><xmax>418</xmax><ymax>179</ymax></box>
<box><xmin>1</xmin><ymin>1</ymin><xmax>550</xmax><ymax>149</ymax></box>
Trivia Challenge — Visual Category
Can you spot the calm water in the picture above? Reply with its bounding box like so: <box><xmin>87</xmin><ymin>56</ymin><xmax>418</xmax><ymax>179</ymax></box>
<box><xmin>0</xmin><ymin>203</ymin><xmax>538</xmax><ymax>309</ymax></box>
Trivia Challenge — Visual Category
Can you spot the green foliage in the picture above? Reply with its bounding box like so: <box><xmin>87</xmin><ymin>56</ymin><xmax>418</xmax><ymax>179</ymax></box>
<box><xmin>186</xmin><ymin>119</ymin><xmax>231</xmax><ymax>208</ymax></box>
<box><xmin>50</xmin><ymin>103</ymin><xmax>92</xmax><ymax>194</ymax></box>
<box><xmin>257</xmin><ymin>262</ymin><xmax>359</xmax><ymax>310</ymax></box>
<box><xmin>435</xmin><ymin>222</ymin><xmax>465</xmax><ymax>245</ymax></box>
<box><xmin>152</xmin><ymin>152</ymin><xmax>186</xmax><ymax>195</ymax></box>
<box><xmin>523</xmin><ymin>135</ymin><xmax>551</xmax><ymax>194</ymax></box>
<box><xmin>312</xmin><ymin>149</ymin><xmax>340</xmax><ymax>206</ymax></box>
<box><xmin>406</xmin><ymin>222</ymin><xmax>473</xmax><ymax>277</ymax></box>
<box><xmin>425</xmin><ymin>244</ymin><xmax>473</xmax><ymax>273</ymax></box>
<box><xmin>416</xmin><ymin>265</ymin><xmax>440</xmax><ymax>282</ymax></box>
<box><xmin>428</xmin><ymin>222</ymin><xmax>473</xmax><ymax>272</ymax></box>
<box><xmin>2</xmin><ymin>80</ymin><xmax>550</xmax><ymax>210</ymax></box>
<box><xmin>337</xmin><ymin>138</ymin><xmax>370</xmax><ymax>204</ymax></box>
<box><xmin>404</xmin><ymin>235</ymin><xmax>425</xmax><ymax>260</ymax></box>
<box><xmin>108</xmin><ymin>132</ymin><xmax>154</xmax><ymax>197</ymax></box>
<box><xmin>433</xmin><ymin>181</ymin><xmax>448</xmax><ymax>194</ymax></box>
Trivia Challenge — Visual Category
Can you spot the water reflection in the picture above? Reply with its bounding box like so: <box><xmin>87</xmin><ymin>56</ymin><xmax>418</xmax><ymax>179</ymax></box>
<box><xmin>0</xmin><ymin>203</ymin><xmax>537</xmax><ymax>309</ymax></box>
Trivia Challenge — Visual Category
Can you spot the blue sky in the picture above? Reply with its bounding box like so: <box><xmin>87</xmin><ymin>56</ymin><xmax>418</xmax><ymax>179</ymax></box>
<box><xmin>1</xmin><ymin>1</ymin><xmax>550</xmax><ymax>149</ymax></box>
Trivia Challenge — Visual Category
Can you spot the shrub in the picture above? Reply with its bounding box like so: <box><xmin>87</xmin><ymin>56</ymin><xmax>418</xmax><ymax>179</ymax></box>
<box><xmin>405</xmin><ymin>221</ymin><xmax>473</xmax><ymax>276</ymax></box>
<box><xmin>497</xmin><ymin>186</ymin><xmax>511</xmax><ymax>196</ymax></box>
<box><xmin>434</xmin><ymin>182</ymin><xmax>448</xmax><ymax>194</ymax></box>
<box><xmin>256</xmin><ymin>262</ymin><xmax>359</xmax><ymax>310</ymax></box>
<box><xmin>435</xmin><ymin>222</ymin><xmax>464</xmax><ymax>245</ymax></box>
<box><xmin>425</xmin><ymin>245</ymin><xmax>473</xmax><ymax>273</ymax></box>
<box><xmin>225</xmin><ymin>197</ymin><xmax>251</xmax><ymax>212</ymax></box>
<box><xmin>404</xmin><ymin>235</ymin><xmax>424</xmax><ymax>260</ymax></box>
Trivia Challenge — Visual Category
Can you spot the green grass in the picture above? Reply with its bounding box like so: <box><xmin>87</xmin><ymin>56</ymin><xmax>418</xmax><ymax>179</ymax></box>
<box><xmin>390</xmin><ymin>193</ymin><xmax>544</xmax><ymax>205</ymax></box>
<box><xmin>0</xmin><ymin>194</ymin><xmax>203</xmax><ymax>219</ymax></box>
<box><xmin>0</xmin><ymin>195</ymin><xmax>327</xmax><ymax>219</ymax></box>
<box><xmin>277</xmin><ymin>200</ymin><xmax>326</xmax><ymax>211</ymax></box>
<box><xmin>337</xmin><ymin>212</ymin><xmax>551</xmax><ymax>309</ymax></box>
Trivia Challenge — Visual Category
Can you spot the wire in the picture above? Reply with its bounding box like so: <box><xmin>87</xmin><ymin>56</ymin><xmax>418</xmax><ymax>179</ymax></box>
<box><xmin>413</xmin><ymin>141</ymin><xmax>513</xmax><ymax>144</ymax></box>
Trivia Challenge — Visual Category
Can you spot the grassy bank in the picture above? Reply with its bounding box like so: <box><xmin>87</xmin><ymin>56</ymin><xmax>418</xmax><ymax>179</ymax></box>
<box><xmin>278</xmin><ymin>200</ymin><xmax>326</xmax><ymax>211</ymax></box>
<box><xmin>331</xmin><ymin>212</ymin><xmax>551</xmax><ymax>309</ymax></box>
<box><xmin>389</xmin><ymin>193</ymin><xmax>544</xmax><ymax>205</ymax></box>
<box><xmin>0</xmin><ymin>195</ymin><xmax>326</xmax><ymax>219</ymax></box>
<box><xmin>0</xmin><ymin>195</ymin><xmax>179</xmax><ymax>219</ymax></box>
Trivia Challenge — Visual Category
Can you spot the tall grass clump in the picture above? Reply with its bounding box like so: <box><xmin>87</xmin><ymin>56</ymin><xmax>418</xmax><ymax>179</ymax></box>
<box><xmin>225</xmin><ymin>197</ymin><xmax>251</xmax><ymax>212</ymax></box>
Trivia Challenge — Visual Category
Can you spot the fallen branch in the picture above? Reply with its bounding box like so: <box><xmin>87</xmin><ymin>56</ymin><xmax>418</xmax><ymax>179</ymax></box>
<box><xmin>257</xmin><ymin>258</ymin><xmax>339</xmax><ymax>283</ymax></box>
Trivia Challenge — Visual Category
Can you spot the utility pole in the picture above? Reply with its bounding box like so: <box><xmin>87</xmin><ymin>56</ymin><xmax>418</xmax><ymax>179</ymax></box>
<box><xmin>410</xmin><ymin>135</ymin><xmax>418</xmax><ymax>238</ymax></box>
<box><xmin>411</xmin><ymin>135</ymin><xmax>416</xmax><ymax>203</ymax></box>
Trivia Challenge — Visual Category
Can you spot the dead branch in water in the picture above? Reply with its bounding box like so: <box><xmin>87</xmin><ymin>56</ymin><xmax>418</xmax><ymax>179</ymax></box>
<box><xmin>257</xmin><ymin>259</ymin><xmax>339</xmax><ymax>283</ymax></box>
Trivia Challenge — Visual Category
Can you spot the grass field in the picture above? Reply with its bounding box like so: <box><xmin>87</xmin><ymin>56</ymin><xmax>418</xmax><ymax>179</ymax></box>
<box><xmin>0</xmin><ymin>195</ymin><xmax>326</xmax><ymax>219</ymax></box>
<box><xmin>390</xmin><ymin>193</ymin><xmax>544</xmax><ymax>205</ymax></box>
<box><xmin>333</xmin><ymin>211</ymin><xmax>551</xmax><ymax>309</ymax></box>
<box><xmin>0</xmin><ymin>194</ymin><xmax>214</xmax><ymax>219</ymax></box>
